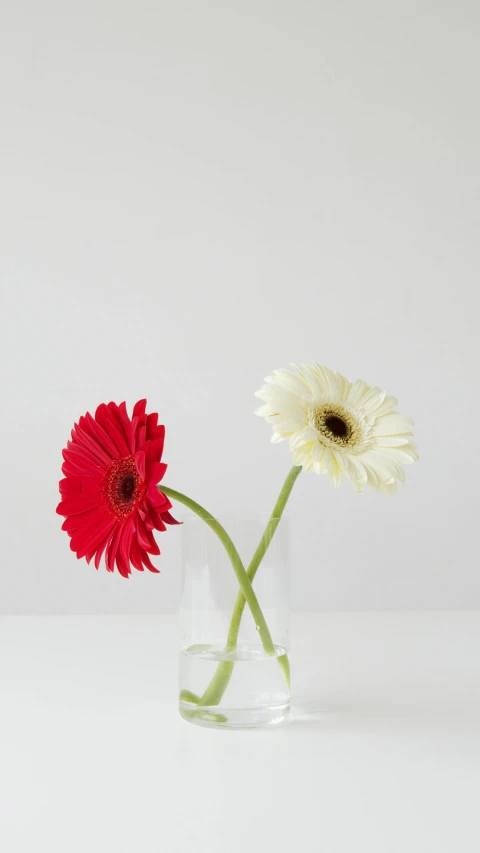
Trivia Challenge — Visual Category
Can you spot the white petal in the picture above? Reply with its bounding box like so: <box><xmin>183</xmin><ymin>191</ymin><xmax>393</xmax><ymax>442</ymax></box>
<box><xmin>254</xmin><ymin>387</ymin><xmax>274</xmax><ymax>403</ymax></box>
<box><xmin>271</xmin><ymin>368</ymin><xmax>311</xmax><ymax>397</ymax></box>
<box><xmin>292</xmin><ymin>448</ymin><xmax>311</xmax><ymax>468</ymax></box>
<box><xmin>373</xmin><ymin>435</ymin><xmax>411</xmax><ymax>447</ymax></box>
<box><xmin>292</xmin><ymin>449</ymin><xmax>313</xmax><ymax>468</ymax></box>
<box><xmin>358</xmin><ymin>387</ymin><xmax>386</xmax><ymax>416</ymax></box>
<box><xmin>378</xmin><ymin>445</ymin><xmax>419</xmax><ymax>464</ymax></box>
<box><xmin>272</xmin><ymin>417</ymin><xmax>307</xmax><ymax>433</ymax></box>
<box><xmin>323</xmin><ymin>447</ymin><xmax>337</xmax><ymax>473</ymax></box>
<box><xmin>373</xmin><ymin>395</ymin><xmax>398</xmax><ymax>418</ymax></box>
<box><xmin>328</xmin><ymin>454</ymin><xmax>344</xmax><ymax>487</ymax></box>
<box><xmin>394</xmin><ymin>465</ymin><xmax>406</xmax><ymax>483</ymax></box>
<box><xmin>312</xmin><ymin>443</ymin><xmax>326</xmax><ymax>475</ymax></box>
<box><xmin>380</xmin><ymin>480</ymin><xmax>398</xmax><ymax>495</ymax></box>
<box><xmin>319</xmin><ymin>365</ymin><xmax>346</xmax><ymax>396</ymax></box>
<box><xmin>360</xmin><ymin>451</ymin><xmax>399</xmax><ymax>485</ymax></box>
<box><xmin>348</xmin><ymin>379</ymin><xmax>370</xmax><ymax>406</ymax></box>
<box><xmin>297</xmin><ymin>363</ymin><xmax>329</xmax><ymax>395</ymax></box>
<box><xmin>289</xmin><ymin>426</ymin><xmax>319</xmax><ymax>450</ymax></box>
<box><xmin>255</xmin><ymin>384</ymin><xmax>304</xmax><ymax>408</ymax></box>
<box><xmin>254</xmin><ymin>403</ymin><xmax>276</xmax><ymax>417</ymax></box>
<box><xmin>343</xmin><ymin>454</ymin><xmax>368</xmax><ymax>484</ymax></box>
<box><xmin>372</xmin><ymin>413</ymin><xmax>414</xmax><ymax>436</ymax></box>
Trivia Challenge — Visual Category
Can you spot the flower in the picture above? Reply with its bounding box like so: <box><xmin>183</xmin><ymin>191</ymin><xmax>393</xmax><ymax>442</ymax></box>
<box><xmin>255</xmin><ymin>363</ymin><xmax>418</xmax><ymax>493</ymax></box>
<box><xmin>56</xmin><ymin>399</ymin><xmax>179</xmax><ymax>577</ymax></box>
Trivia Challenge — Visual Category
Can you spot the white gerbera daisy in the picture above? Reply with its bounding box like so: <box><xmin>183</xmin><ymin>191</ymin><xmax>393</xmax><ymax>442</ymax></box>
<box><xmin>255</xmin><ymin>363</ymin><xmax>418</xmax><ymax>493</ymax></box>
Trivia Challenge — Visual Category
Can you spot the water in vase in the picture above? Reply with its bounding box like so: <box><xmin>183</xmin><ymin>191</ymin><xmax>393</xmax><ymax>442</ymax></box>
<box><xmin>179</xmin><ymin>643</ymin><xmax>290</xmax><ymax>728</ymax></box>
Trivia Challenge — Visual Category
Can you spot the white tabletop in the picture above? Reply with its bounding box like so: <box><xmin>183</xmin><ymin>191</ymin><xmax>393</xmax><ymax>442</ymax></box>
<box><xmin>1</xmin><ymin>613</ymin><xmax>479</xmax><ymax>852</ymax></box>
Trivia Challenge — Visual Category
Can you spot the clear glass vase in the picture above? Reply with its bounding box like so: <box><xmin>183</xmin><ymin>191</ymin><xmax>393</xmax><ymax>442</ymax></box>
<box><xmin>178</xmin><ymin>514</ymin><xmax>290</xmax><ymax>728</ymax></box>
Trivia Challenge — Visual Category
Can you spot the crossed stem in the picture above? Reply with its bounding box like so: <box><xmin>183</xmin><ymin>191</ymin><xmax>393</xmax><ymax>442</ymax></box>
<box><xmin>161</xmin><ymin>466</ymin><xmax>302</xmax><ymax>710</ymax></box>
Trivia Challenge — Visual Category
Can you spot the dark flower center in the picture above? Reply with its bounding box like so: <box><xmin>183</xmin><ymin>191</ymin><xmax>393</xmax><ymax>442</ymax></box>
<box><xmin>324</xmin><ymin>415</ymin><xmax>348</xmax><ymax>438</ymax></box>
<box><xmin>312</xmin><ymin>404</ymin><xmax>360</xmax><ymax>448</ymax></box>
<box><xmin>120</xmin><ymin>474</ymin><xmax>137</xmax><ymax>501</ymax></box>
<box><xmin>103</xmin><ymin>456</ymin><xmax>146</xmax><ymax>519</ymax></box>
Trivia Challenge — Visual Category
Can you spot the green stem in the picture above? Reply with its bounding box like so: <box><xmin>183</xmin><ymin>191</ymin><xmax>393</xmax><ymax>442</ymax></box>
<box><xmin>199</xmin><ymin>466</ymin><xmax>302</xmax><ymax>706</ymax></box>
<box><xmin>227</xmin><ymin>465</ymin><xmax>302</xmax><ymax>650</ymax></box>
<box><xmin>160</xmin><ymin>486</ymin><xmax>276</xmax><ymax>657</ymax></box>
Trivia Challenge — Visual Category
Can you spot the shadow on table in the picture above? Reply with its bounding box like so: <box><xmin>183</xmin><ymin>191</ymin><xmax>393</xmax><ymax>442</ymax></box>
<box><xmin>289</xmin><ymin>695</ymin><xmax>480</xmax><ymax>736</ymax></box>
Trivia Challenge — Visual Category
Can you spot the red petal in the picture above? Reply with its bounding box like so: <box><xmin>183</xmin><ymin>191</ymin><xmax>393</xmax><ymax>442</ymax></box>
<box><xmin>94</xmin><ymin>529</ymin><xmax>114</xmax><ymax>569</ymax></box>
<box><xmin>84</xmin><ymin>411</ymin><xmax>121</xmax><ymax>460</ymax></box>
<box><xmin>107</xmin><ymin>402</ymin><xmax>133</xmax><ymax>456</ymax></box>
<box><xmin>72</xmin><ymin>516</ymin><xmax>116</xmax><ymax>559</ymax></box>
<box><xmin>147</xmin><ymin>531</ymin><xmax>160</xmax><ymax>555</ymax></box>
<box><xmin>67</xmin><ymin>505</ymin><xmax>113</xmax><ymax>538</ymax></box>
<box><xmin>135</xmin><ymin>424</ymin><xmax>146</xmax><ymax>452</ymax></box>
<box><xmin>147</xmin><ymin>461</ymin><xmax>167</xmax><ymax>487</ymax></box>
<box><xmin>61</xmin><ymin>457</ymin><xmax>101</xmax><ymax>479</ymax></box>
<box><xmin>135</xmin><ymin>516</ymin><xmax>160</xmax><ymax>554</ymax></box>
<box><xmin>161</xmin><ymin>510</ymin><xmax>181</xmax><ymax>525</ymax></box>
<box><xmin>146</xmin><ymin>415</ymin><xmax>165</xmax><ymax>447</ymax></box>
<box><xmin>147</xmin><ymin>507</ymin><xmax>167</xmax><ymax>531</ymax></box>
<box><xmin>147</xmin><ymin>486</ymin><xmax>169</xmax><ymax>508</ymax></box>
<box><xmin>134</xmin><ymin>450</ymin><xmax>146</xmax><ymax>481</ymax></box>
<box><xmin>133</xmin><ymin>399</ymin><xmax>147</xmax><ymax>419</ymax></box>
<box><xmin>95</xmin><ymin>404</ymin><xmax>130</xmax><ymax>458</ymax></box>
<box><xmin>135</xmin><ymin>515</ymin><xmax>152</xmax><ymax>551</ymax></box>
<box><xmin>59</xmin><ymin>476</ymin><xmax>98</xmax><ymax>497</ymax></box>
<box><xmin>141</xmin><ymin>550</ymin><xmax>160</xmax><ymax>573</ymax></box>
<box><xmin>62</xmin><ymin>446</ymin><xmax>104</xmax><ymax>478</ymax></box>
<box><xmin>86</xmin><ymin>530</ymin><xmax>109</xmax><ymax>565</ymax></box>
<box><xmin>138</xmin><ymin>507</ymin><xmax>154</xmax><ymax>531</ymax></box>
<box><xmin>147</xmin><ymin>490</ymin><xmax>171</xmax><ymax>513</ymax></box>
<box><xmin>120</xmin><ymin>517</ymin><xmax>135</xmax><ymax>562</ymax></box>
<box><xmin>63</xmin><ymin>440</ymin><xmax>106</xmax><ymax>473</ymax></box>
<box><xmin>145</xmin><ymin>437</ymin><xmax>165</xmax><ymax>464</ymax></box>
<box><xmin>129</xmin><ymin>535</ymin><xmax>145</xmax><ymax>572</ymax></box>
<box><xmin>56</xmin><ymin>493</ymin><xmax>103</xmax><ymax>516</ymax></box>
<box><xmin>132</xmin><ymin>415</ymin><xmax>146</xmax><ymax>452</ymax></box>
<box><xmin>117</xmin><ymin>401</ymin><xmax>135</xmax><ymax>454</ymax></box>
<box><xmin>116</xmin><ymin>519</ymin><xmax>134</xmax><ymax>578</ymax></box>
<box><xmin>105</xmin><ymin>523</ymin><xmax>122</xmax><ymax>573</ymax></box>
<box><xmin>152</xmin><ymin>424</ymin><xmax>165</xmax><ymax>444</ymax></box>
<box><xmin>61</xmin><ymin>507</ymin><xmax>106</xmax><ymax>533</ymax></box>
<box><xmin>72</xmin><ymin>422</ymin><xmax>112</xmax><ymax>467</ymax></box>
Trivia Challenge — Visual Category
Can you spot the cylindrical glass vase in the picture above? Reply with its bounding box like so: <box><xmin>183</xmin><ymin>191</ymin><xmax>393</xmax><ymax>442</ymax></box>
<box><xmin>178</xmin><ymin>514</ymin><xmax>290</xmax><ymax>728</ymax></box>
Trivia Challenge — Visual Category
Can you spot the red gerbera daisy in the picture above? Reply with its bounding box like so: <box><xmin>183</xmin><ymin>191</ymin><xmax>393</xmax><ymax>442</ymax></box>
<box><xmin>56</xmin><ymin>399</ymin><xmax>179</xmax><ymax>578</ymax></box>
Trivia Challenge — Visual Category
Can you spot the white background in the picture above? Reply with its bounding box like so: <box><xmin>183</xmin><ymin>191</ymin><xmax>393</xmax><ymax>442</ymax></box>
<box><xmin>1</xmin><ymin>0</ymin><xmax>479</xmax><ymax>614</ymax></box>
